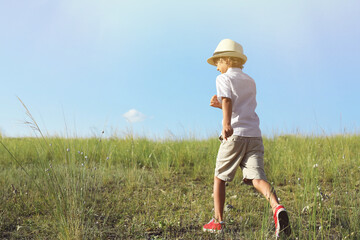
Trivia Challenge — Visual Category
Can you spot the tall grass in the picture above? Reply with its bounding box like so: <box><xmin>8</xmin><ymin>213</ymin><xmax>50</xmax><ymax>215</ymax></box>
<box><xmin>1</xmin><ymin>112</ymin><xmax>359</xmax><ymax>239</ymax></box>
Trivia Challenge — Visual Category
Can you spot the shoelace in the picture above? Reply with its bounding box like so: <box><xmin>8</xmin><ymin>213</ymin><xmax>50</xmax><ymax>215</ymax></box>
<box><xmin>208</xmin><ymin>218</ymin><xmax>225</xmax><ymax>225</ymax></box>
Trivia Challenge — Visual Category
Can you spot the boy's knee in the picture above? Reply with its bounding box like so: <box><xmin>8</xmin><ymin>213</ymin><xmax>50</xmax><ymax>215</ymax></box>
<box><xmin>252</xmin><ymin>179</ymin><xmax>268</xmax><ymax>187</ymax></box>
<box><xmin>252</xmin><ymin>179</ymin><xmax>261</xmax><ymax>185</ymax></box>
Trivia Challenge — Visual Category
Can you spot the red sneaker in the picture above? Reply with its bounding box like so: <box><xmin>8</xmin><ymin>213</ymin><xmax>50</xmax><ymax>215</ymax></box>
<box><xmin>274</xmin><ymin>205</ymin><xmax>291</xmax><ymax>238</ymax></box>
<box><xmin>202</xmin><ymin>218</ymin><xmax>224</xmax><ymax>233</ymax></box>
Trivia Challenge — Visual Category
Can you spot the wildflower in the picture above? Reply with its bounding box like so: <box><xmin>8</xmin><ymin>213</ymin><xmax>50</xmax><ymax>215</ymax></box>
<box><xmin>94</xmin><ymin>167</ymin><xmax>97</xmax><ymax>170</ymax></box>
<box><xmin>230</xmin><ymin>195</ymin><xmax>237</xmax><ymax>199</ymax></box>
<box><xmin>78</xmin><ymin>151</ymin><xmax>81</xmax><ymax>154</ymax></box>
<box><xmin>106</xmin><ymin>157</ymin><xmax>109</xmax><ymax>160</ymax></box>
<box><xmin>297</xmin><ymin>177</ymin><xmax>301</xmax><ymax>181</ymax></box>
<box><xmin>302</xmin><ymin>206</ymin><xmax>309</xmax><ymax>214</ymax></box>
<box><xmin>45</xmin><ymin>168</ymin><xmax>49</xmax><ymax>172</ymax></box>
<box><xmin>11</xmin><ymin>185</ymin><xmax>17</xmax><ymax>194</ymax></box>
<box><xmin>81</xmin><ymin>163</ymin><xmax>84</xmax><ymax>166</ymax></box>
<box><xmin>313</xmin><ymin>163</ymin><xmax>318</xmax><ymax>168</ymax></box>
<box><xmin>81</xmin><ymin>152</ymin><xmax>83</xmax><ymax>155</ymax></box>
<box><xmin>225</xmin><ymin>204</ymin><xmax>234</xmax><ymax>212</ymax></box>
<box><xmin>85</xmin><ymin>156</ymin><xmax>88</xmax><ymax>160</ymax></box>
<box><xmin>49</xmin><ymin>143</ymin><xmax>52</xmax><ymax>147</ymax></box>
<box><xmin>66</xmin><ymin>148</ymin><xmax>70</xmax><ymax>152</ymax></box>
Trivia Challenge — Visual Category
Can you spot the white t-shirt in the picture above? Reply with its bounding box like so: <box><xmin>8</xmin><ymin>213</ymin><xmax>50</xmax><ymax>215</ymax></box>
<box><xmin>216</xmin><ymin>67</ymin><xmax>262</xmax><ymax>137</ymax></box>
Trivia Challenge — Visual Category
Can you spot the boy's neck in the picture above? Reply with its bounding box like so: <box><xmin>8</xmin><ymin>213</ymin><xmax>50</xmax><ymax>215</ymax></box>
<box><xmin>227</xmin><ymin>67</ymin><xmax>242</xmax><ymax>72</ymax></box>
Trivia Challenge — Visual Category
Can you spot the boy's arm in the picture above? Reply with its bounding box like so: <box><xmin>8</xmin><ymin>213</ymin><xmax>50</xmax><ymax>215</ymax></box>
<box><xmin>221</xmin><ymin>97</ymin><xmax>233</xmax><ymax>140</ymax></box>
<box><xmin>210</xmin><ymin>95</ymin><xmax>222</xmax><ymax>109</ymax></box>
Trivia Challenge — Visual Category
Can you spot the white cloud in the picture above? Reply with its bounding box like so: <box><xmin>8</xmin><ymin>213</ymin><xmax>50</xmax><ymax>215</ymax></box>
<box><xmin>123</xmin><ymin>109</ymin><xmax>147</xmax><ymax>123</ymax></box>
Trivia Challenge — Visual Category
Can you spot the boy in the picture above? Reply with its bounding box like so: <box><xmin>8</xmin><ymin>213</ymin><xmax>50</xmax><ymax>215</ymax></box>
<box><xmin>202</xmin><ymin>39</ymin><xmax>291</xmax><ymax>238</ymax></box>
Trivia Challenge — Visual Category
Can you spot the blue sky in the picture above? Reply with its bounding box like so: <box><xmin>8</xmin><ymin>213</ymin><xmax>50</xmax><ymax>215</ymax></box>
<box><xmin>1</xmin><ymin>0</ymin><xmax>359</xmax><ymax>138</ymax></box>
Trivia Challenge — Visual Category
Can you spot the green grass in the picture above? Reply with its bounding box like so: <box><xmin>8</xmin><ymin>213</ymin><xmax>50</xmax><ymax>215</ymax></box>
<box><xmin>1</xmin><ymin>134</ymin><xmax>360</xmax><ymax>239</ymax></box>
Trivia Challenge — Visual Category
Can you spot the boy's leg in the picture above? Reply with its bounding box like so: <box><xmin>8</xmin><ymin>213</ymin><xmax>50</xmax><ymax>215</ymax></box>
<box><xmin>214</xmin><ymin>176</ymin><xmax>226</xmax><ymax>222</ymax></box>
<box><xmin>252</xmin><ymin>179</ymin><xmax>279</xmax><ymax>213</ymax></box>
<box><xmin>203</xmin><ymin>176</ymin><xmax>226</xmax><ymax>233</ymax></box>
<box><xmin>252</xmin><ymin>179</ymin><xmax>291</xmax><ymax>237</ymax></box>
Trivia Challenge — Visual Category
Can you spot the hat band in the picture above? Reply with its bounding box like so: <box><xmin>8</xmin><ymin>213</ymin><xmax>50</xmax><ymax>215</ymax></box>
<box><xmin>213</xmin><ymin>51</ymin><xmax>237</xmax><ymax>56</ymax></box>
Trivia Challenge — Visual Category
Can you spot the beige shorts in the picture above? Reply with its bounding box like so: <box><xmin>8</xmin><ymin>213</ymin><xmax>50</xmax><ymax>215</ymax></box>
<box><xmin>215</xmin><ymin>135</ymin><xmax>267</xmax><ymax>184</ymax></box>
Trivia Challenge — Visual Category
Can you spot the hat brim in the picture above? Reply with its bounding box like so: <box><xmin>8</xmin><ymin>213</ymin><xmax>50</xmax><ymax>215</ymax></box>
<box><xmin>207</xmin><ymin>52</ymin><xmax>247</xmax><ymax>66</ymax></box>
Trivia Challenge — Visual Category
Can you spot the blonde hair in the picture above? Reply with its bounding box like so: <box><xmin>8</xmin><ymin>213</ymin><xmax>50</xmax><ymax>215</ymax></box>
<box><xmin>214</xmin><ymin>57</ymin><xmax>244</xmax><ymax>69</ymax></box>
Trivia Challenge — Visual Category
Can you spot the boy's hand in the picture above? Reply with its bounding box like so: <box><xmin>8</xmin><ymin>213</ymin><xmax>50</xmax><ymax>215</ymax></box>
<box><xmin>222</xmin><ymin>124</ymin><xmax>233</xmax><ymax>140</ymax></box>
<box><xmin>210</xmin><ymin>95</ymin><xmax>222</xmax><ymax>109</ymax></box>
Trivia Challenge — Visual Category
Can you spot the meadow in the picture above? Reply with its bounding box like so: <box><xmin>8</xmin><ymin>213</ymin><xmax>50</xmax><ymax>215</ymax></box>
<box><xmin>1</xmin><ymin>132</ymin><xmax>359</xmax><ymax>239</ymax></box>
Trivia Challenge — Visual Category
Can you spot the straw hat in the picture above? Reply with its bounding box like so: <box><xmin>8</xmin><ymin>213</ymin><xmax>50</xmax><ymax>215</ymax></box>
<box><xmin>207</xmin><ymin>39</ymin><xmax>247</xmax><ymax>66</ymax></box>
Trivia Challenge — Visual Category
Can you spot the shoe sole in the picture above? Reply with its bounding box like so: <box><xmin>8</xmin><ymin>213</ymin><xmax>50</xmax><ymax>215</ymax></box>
<box><xmin>278</xmin><ymin>211</ymin><xmax>291</xmax><ymax>236</ymax></box>
<box><xmin>202</xmin><ymin>228</ymin><xmax>223</xmax><ymax>234</ymax></box>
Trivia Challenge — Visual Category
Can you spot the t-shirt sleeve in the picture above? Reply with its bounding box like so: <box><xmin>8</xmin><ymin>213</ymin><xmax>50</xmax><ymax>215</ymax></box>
<box><xmin>216</xmin><ymin>75</ymin><xmax>232</xmax><ymax>102</ymax></box>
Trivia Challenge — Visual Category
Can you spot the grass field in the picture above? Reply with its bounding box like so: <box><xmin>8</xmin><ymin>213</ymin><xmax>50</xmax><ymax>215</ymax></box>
<box><xmin>1</xmin><ymin>132</ymin><xmax>360</xmax><ymax>239</ymax></box>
